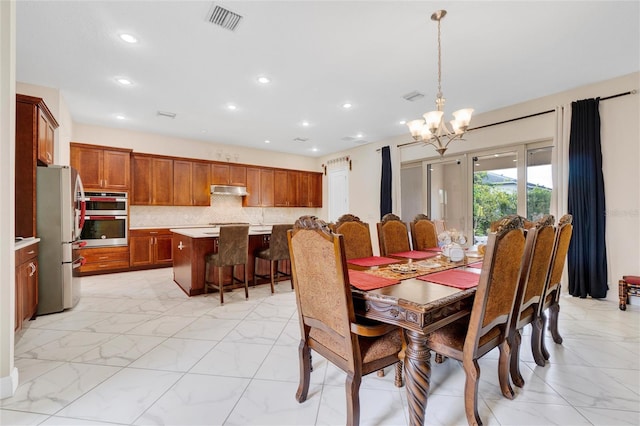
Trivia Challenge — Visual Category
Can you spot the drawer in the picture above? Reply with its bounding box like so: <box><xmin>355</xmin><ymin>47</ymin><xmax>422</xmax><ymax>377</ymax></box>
<box><xmin>79</xmin><ymin>247</ymin><xmax>130</xmax><ymax>263</ymax></box>
<box><xmin>16</xmin><ymin>243</ymin><xmax>39</xmax><ymax>264</ymax></box>
<box><xmin>80</xmin><ymin>259</ymin><xmax>130</xmax><ymax>273</ymax></box>
<box><xmin>129</xmin><ymin>228</ymin><xmax>172</xmax><ymax>237</ymax></box>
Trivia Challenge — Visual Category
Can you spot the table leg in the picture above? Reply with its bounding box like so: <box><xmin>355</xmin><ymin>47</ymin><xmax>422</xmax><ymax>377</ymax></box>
<box><xmin>404</xmin><ymin>330</ymin><xmax>431</xmax><ymax>426</ymax></box>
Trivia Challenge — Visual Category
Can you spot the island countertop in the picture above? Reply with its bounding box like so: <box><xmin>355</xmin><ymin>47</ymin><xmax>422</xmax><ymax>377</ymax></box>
<box><xmin>170</xmin><ymin>225</ymin><xmax>273</xmax><ymax>238</ymax></box>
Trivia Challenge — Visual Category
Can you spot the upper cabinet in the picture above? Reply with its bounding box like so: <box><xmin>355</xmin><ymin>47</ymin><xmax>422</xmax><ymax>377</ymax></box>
<box><xmin>299</xmin><ymin>172</ymin><xmax>323</xmax><ymax>207</ymax></box>
<box><xmin>244</xmin><ymin>167</ymin><xmax>274</xmax><ymax>207</ymax></box>
<box><xmin>70</xmin><ymin>143</ymin><xmax>131</xmax><ymax>191</ymax></box>
<box><xmin>173</xmin><ymin>160</ymin><xmax>211</xmax><ymax>206</ymax></box>
<box><xmin>211</xmin><ymin>163</ymin><xmax>247</xmax><ymax>186</ymax></box>
<box><xmin>274</xmin><ymin>170</ymin><xmax>299</xmax><ymax>207</ymax></box>
<box><xmin>131</xmin><ymin>154</ymin><xmax>174</xmax><ymax>205</ymax></box>
<box><xmin>15</xmin><ymin>94</ymin><xmax>59</xmax><ymax>238</ymax></box>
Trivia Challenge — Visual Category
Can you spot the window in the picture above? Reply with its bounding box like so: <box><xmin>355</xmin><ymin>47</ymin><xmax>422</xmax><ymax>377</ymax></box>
<box><xmin>526</xmin><ymin>147</ymin><xmax>552</xmax><ymax>221</ymax></box>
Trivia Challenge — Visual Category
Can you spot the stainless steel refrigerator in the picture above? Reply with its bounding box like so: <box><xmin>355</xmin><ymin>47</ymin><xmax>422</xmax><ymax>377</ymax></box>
<box><xmin>36</xmin><ymin>165</ymin><xmax>85</xmax><ymax>315</ymax></box>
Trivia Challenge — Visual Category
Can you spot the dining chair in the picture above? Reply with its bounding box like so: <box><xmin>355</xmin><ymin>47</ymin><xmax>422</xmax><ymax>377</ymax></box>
<box><xmin>254</xmin><ymin>224</ymin><xmax>294</xmax><ymax>293</ymax></box>
<box><xmin>538</xmin><ymin>214</ymin><xmax>573</xmax><ymax>363</ymax></box>
<box><xmin>410</xmin><ymin>213</ymin><xmax>439</xmax><ymax>251</ymax></box>
<box><xmin>332</xmin><ymin>214</ymin><xmax>374</xmax><ymax>260</ymax></box>
<box><xmin>288</xmin><ymin>215</ymin><xmax>404</xmax><ymax>426</ymax></box>
<box><xmin>508</xmin><ymin>214</ymin><xmax>556</xmax><ymax>387</ymax></box>
<box><xmin>204</xmin><ymin>225</ymin><xmax>249</xmax><ymax>304</ymax></box>
<box><xmin>424</xmin><ymin>214</ymin><xmax>526</xmax><ymax>426</ymax></box>
<box><xmin>376</xmin><ymin>213</ymin><xmax>411</xmax><ymax>257</ymax></box>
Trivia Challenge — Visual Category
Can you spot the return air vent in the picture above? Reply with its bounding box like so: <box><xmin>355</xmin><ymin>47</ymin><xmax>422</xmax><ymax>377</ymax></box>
<box><xmin>403</xmin><ymin>90</ymin><xmax>425</xmax><ymax>102</ymax></box>
<box><xmin>293</xmin><ymin>137</ymin><xmax>309</xmax><ymax>142</ymax></box>
<box><xmin>157</xmin><ymin>111</ymin><xmax>176</xmax><ymax>119</ymax></box>
<box><xmin>341</xmin><ymin>136</ymin><xmax>355</xmax><ymax>142</ymax></box>
<box><xmin>207</xmin><ymin>5</ymin><xmax>243</xmax><ymax>31</ymax></box>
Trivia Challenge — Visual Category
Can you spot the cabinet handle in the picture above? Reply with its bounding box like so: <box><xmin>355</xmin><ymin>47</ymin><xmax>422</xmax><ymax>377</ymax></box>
<box><xmin>98</xmin><ymin>256</ymin><xmax>108</xmax><ymax>260</ymax></box>
<box><xmin>47</xmin><ymin>152</ymin><xmax>52</xmax><ymax>162</ymax></box>
<box><xmin>178</xmin><ymin>241</ymin><xmax>184</xmax><ymax>250</ymax></box>
<box><xmin>28</xmin><ymin>262</ymin><xmax>36</xmax><ymax>276</ymax></box>
<box><xmin>149</xmin><ymin>231</ymin><xmax>158</xmax><ymax>234</ymax></box>
<box><xmin>27</xmin><ymin>250</ymin><xmax>35</xmax><ymax>255</ymax></box>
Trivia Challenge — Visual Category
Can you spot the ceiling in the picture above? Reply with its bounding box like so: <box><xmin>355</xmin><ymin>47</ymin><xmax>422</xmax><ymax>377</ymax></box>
<box><xmin>15</xmin><ymin>1</ymin><xmax>639</xmax><ymax>158</ymax></box>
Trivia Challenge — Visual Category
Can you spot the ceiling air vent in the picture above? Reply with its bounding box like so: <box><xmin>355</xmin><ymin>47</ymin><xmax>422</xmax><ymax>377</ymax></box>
<box><xmin>207</xmin><ymin>5</ymin><xmax>243</xmax><ymax>31</ymax></box>
<box><xmin>157</xmin><ymin>111</ymin><xmax>176</xmax><ymax>119</ymax></box>
<box><xmin>293</xmin><ymin>137</ymin><xmax>309</xmax><ymax>142</ymax></box>
<box><xmin>403</xmin><ymin>90</ymin><xmax>425</xmax><ymax>102</ymax></box>
<box><xmin>341</xmin><ymin>136</ymin><xmax>355</xmax><ymax>142</ymax></box>
<box><xmin>354</xmin><ymin>139</ymin><xmax>368</xmax><ymax>145</ymax></box>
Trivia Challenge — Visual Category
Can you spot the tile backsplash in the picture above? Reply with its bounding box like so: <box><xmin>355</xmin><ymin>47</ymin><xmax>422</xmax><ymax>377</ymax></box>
<box><xmin>129</xmin><ymin>194</ymin><xmax>320</xmax><ymax>228</ymax></box>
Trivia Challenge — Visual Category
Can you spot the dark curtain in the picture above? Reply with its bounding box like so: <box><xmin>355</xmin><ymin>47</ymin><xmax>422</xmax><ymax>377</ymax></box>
<box><xmin>380</xmin><ymin>146</ymin><xmax>392</xmax><ymax>219</ymax></box>
<box><xmin>567</xmin><ymin>98</ymin><xmax>608</xmax><ymax>298</ymax></box>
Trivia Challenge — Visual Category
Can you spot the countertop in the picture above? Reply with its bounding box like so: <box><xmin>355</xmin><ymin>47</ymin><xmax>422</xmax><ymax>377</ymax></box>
<box><xmin>15</xmin><ymin>237</ymin><xmax>41</xmax><ymax>251</ymax></box>
<box><xmin>170</xmin><ymin>225</ymin><xmax>273</xmax><ymax>238</ymax></box>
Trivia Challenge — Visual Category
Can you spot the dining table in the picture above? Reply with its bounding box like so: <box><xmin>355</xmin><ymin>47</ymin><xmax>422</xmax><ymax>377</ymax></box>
<box><xmin>349</xmin><ymin>250</ymin><xmax>484</xmax><ymax>426</ymax></box>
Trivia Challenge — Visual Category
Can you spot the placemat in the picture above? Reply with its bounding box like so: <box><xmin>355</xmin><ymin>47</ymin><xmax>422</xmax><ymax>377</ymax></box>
<box><xmin>347</xmin><ymin>256</ymin><xmax>399</xmax><ymax>267</ymax></box>
<box><xmin>389</xmin><ymin>250</ymin><xmax>438</xmax><ymax>260</ymax></box>
<box><xmin>417</xmin><ymin>269</ymin><xmax>480</xmax><ymax>289</ymax></box>
<box><xmin>348</xmin><ymin>270</ymin><xmax>400</xmax><ymax>291</ymax></box>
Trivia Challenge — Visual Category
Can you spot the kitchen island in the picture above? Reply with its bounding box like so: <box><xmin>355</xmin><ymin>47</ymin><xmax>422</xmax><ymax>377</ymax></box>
<box><xmin>171</xmin><ymin>225</ymin><xmax>287</xmax><ymax>296</ymax></box>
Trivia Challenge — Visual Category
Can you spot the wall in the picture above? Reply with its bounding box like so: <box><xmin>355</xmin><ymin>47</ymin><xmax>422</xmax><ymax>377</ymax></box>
<box><xmin>319</xmin><ymin>72</ymin><xmax>640</xmax><ymax>303</ymax></box>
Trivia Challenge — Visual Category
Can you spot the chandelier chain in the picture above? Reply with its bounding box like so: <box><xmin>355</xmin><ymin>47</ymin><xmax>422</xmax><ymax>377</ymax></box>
<box><xmin>437</xmin><ymin>17</ymin><xmax>442</xmax><ymax>101</ymax></box>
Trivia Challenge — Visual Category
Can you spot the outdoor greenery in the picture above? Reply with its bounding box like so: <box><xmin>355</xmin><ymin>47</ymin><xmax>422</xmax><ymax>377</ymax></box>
<box><xmin>527</xmin><ymin>185</ymin><xmax>552</xmax><ymax>221</ymax></box>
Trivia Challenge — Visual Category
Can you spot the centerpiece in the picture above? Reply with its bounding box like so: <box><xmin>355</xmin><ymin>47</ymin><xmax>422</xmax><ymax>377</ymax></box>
<box><xmin>438</xmin><ymin>229</ymin><xmax>467</xmax><ymax>262</ymax></box>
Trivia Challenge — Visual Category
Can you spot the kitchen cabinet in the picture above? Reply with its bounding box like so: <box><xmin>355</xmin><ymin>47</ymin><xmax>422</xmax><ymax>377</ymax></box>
<box><xmin>244</xmin><ymin>167</ymin><xmax>274</xmax><ymax>207</ymax></box>
<box><xmin>131</xmin><ymin>154</ymin><xmax>174</xmax><ymax>205</ymax></box>
<box><xmin>15</xmin><ymin>94</ymin><xmax>59</xmax><ymax>238</ymax></box>
<box><xmin>15</xmin><ymin>242</ymin><xmax>39</xmax><ymax>333</ymax></box>
<box><xmin>77</xmin><ymin>246</ymin><xmax>130</xmax><ymax>274</ymax></box>
<box><xmin>130</xmin><ymin>228</ymin><xmax>173</xmax><ymax>268</ymax></box>
<box><xmin>173</xmin><ymin>160</ymin><xmax>211</xmax><ymax>206</ymax></box>
<box><xmin>70</xmin><ymin>143</ymin><xmax>131</xmax><ymax>191</ymax></box>
<box><xmin>274</xmin><ymin>170</ymin><xmax>299</xmax><ymax>207</ymax></box>
<box><xmin>211</xmin><ymin>163</ymin><xmax>247</xmax><ymax>186</ymax></box>
<box><xmin>298</xmin><ymin>171</ymin><xmax>323</xmax><ymax>207</ymax></box>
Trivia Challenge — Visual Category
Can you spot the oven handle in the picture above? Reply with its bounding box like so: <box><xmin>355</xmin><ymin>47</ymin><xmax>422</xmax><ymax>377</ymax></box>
<box><xmin>84</xmin><ymin>197</ymin><xmax>128</xmax><ymax>202</ymax></box>
<box><xmin>85</xmin><ymin>215</ymin><xmax>128</xmax><ymax>220</ymax></box>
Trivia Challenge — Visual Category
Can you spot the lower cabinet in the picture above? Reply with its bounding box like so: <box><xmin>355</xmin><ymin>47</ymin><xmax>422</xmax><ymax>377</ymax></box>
<box><xmin>77</xmin><ymin>246</ymin><xmax>130</xmax><ymax>274</ymax></box>
<box><xmin>130</xmin><ymin>229</ymin><xmax>173</xmax><ymax>268</ymax></box>
<box><xmin>15</xmin><ymin>243</ymin><xmax>39</xmax><ymax>333</ymax></box>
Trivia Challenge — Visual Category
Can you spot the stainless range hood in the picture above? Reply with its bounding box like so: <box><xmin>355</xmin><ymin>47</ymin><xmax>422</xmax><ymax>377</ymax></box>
<box><xmin>210</xmin><ymin>185</ymin><xmax>249</xmax><ymax>196</ymax></box>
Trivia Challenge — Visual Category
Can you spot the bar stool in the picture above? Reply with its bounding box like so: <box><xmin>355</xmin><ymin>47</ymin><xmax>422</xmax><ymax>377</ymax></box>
<box><xmin>619</xmin><ymin>275</ymin><xmax>640</xmax><ymax>310</ymax></box>
<box><xmin>204</xmin><ymin>225</ymin><xmax>249</xmax><ymax>304</ymax></box>
<box><xmin>254</xmin><ymin>224</ymin><xmax>293</xmax><ymax>293</ymax></box>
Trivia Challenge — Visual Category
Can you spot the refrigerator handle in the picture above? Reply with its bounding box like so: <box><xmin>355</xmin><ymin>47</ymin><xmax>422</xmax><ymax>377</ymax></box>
<box><xmin>75</xmin><ymin>174</ymin><xmax>86</xmax><ymax>236</ymax></box>
<box><xmin>72</xmin><ymin>257</ymin><xmax>86</xmax><ymax>269</ymax></box>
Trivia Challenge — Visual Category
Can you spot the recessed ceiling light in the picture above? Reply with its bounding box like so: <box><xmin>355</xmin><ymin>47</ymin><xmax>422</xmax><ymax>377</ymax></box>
<box><xmin>227</xmin><ymin>104</ymin><xmax>237</xmax><ymax>111</ymax></box>
<box><xmin>116</xmin><ymin>78</ymin><xmax>132</xmax><ymax>85</ymax></box>
<box><xmin>257</xmin><ymin>76</ymin><xmax>271</xmax><ymax>84</ymax></box>
<box><xmin>399</xmin><ymin>120</ymin><xmax>407</xmax><ymax>125</ymax></box>
<box><xmin>115</xmin><ymin>115</ymin><xmax>126</xmax><ymax>120</ymax></box>
<box><xmin>356</xmin><ymin>133</ymin><xmax>364</xmax><ymax>138</ymax></box>
<box><xmin>201</xmin><ymin>130</ymin><xmax>207</xmax><ymax>133</ymax></box>
<box><xmin>264</xmin><ymin>140</ymin><xmax>271</xmax><ymax>144</ymax></box>
<box><xmin>302</xmin><ymin>121</ymin><xmax>310</xmax><ymax>127</ymax></box>
<box><xmin>119</xmin><ymin>33</ymin><xmax>138</xmax><ymax>43</ymax></box>
<box><xmin>311</xmin><ymin>147</ymin><xmax>318</xmax><ymax>152</ymax></box>
<box><xmin>342</xmin><ymin>103</ymin><xmax>352</xmax><ymax>109</ymax></box>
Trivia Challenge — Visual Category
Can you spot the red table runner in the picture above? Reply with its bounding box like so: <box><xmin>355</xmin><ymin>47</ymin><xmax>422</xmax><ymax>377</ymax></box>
<box><xmin>389</xmin><ymin>250</ymin><xmax>438</xmax><ymax>260</ymax></box>
<box><xmin>347</xmin><ymin>256</ymin><xmax>399</xmax><ymax>267</ymax></box>
<box><xmin>417</xmin><ymin>269</ymin><xmax>480</xmax><ymax>289</ymax></box>
<box><xmin>348</xmin><ymin>270</ymin><xmax>400</xmax><ymax>291</ymax></box>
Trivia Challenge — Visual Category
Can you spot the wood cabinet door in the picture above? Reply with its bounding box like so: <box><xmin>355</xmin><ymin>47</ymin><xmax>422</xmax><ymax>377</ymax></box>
<box><xmin>37</xmin><ymin>111</ymin><xmax>54</xmax><ymax>165</ymax></box>
<box><xmin>131</xmin><ymin>155</ymin><xmax>152</xmax><ymax>204</ymax></box>
<box><xmin>71</xmin><ymin>145</ymin><xmax>103</xmax><ymax>189</ymax></box>
<box><xmin>192</xmin><ymin>162</ymin><xmax>211</xmax><ymax>206</ymax></box>
<box><xmin>15</xmin><ymin>265</ymin><xmax>23</xmax><ymax>332</ymax></box>
<box><xmin>244</xmin><ymin>167</ymin><xmax>261</xmax><ymax>207</ymax></box>
<box><xmin>310</xmin><ymin>172</ymin><xmax>323</xmax><ymax>207</ymax></box>
<box><xmin>260</xmin><ymin>169</ymin><xmax>275</xmax><ymax>207</ymax></box>
<box><xmin>287</xmin><ymin>170</ymin><xmax>300</xmax><ymax>206</ymax></box>
<box><xmin>130</xmin><ymin>235</ymin><xmax>153</xmax><ymax>266</ymax></box>
<box><xmin>211</xmin><ymin>163</ymin><xmax>230</xmax><ymax>185</ymax></box>
<box><xmin>173</xmin><ymin>160</ymin><xmax>192</xmax><ymax>206</ymax></box>
<box><xmin>151</xmin><ymin>158</ymin><xmax>174</xmax><ymax>205</ymax></box>
<box><xmin>103</xmin><ymin>150</ymin><xmax>130</xmax><ymax>190</ymax></box>
<box><xmin>229</xmin><ymin>165</ymin><xmax>247</xmax><ymax>186</ymax></box>
<box><xmin>298</xmin><ymin>172</ymin><xmax>310</xmax><ymax>206</ymax></box>
<box><xmin>154</xmin><ymin>235</ymin><xmax>173</xmax><ymax>265</ymax></box>
<box><xmin>273</xmin><ymin>170</ymin><xmax>289</xmax><ymax>206</ymax></box>
<box><xmin>23</xmin><ymin>258</ymin><xmax>38</xmax><ymax>322</ymax></box>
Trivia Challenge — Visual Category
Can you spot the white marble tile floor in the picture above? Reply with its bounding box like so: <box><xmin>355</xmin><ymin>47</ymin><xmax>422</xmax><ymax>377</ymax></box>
<box><xmin>2</xmin><ymin>268</ymin><xmax>639</xmax><ymax>425</ymax></box>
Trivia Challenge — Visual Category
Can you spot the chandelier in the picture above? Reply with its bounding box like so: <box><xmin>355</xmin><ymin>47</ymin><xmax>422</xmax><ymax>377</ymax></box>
<box><xmin>406</xmin><ymin>10</ymin><xmax>473</xmax><ymax>156</ymax></box>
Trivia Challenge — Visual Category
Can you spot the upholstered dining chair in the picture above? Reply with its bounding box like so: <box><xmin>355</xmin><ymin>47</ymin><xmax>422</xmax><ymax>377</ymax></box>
<box><xmin>204</xmin><ymin>225</ymin><xmax>249</xmax><ymax>304</ymax></box>
<box><xmin>410</xmin><ymin>213</ymin><xmax>439</xmax><ymax>251</ymax></box>
<box><xmin>288</xmin><ymin>215</ymin><xmax>404</xmax><ymax>426</ymax></box>
<box><xmin>538</xmin><ymin>214</ymin><xmax>573</xmax><ymax>363</ymax></box>
<box><xmin>424</xmin><ymin>215</ymin><xmax>526</xmax><ymax>426</ymax></box>
<box><xmin>332</xmin><ymin>214</ymin><xmax>374</xmax><ymax>260</ymax></box>
<box><xmin>508</xmin><ymin>215</ymin><xmax>556</xmax><ymax>387</ymax></box>
<box><xmin>376</xmin><ymin>213</ymin><xmax>411</xmax><ymax>257</ymax></box>
<box><xmin>254</xmin><ymin>224</ymin><xmax>293</xmax><ymax>293</ymax></box>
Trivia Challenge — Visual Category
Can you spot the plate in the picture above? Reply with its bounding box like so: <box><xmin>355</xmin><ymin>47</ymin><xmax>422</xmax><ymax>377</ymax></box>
<box><xmin>389</xmin><ymin>264</ymin><xmax>418</xmax><ymax>274</ymax></box>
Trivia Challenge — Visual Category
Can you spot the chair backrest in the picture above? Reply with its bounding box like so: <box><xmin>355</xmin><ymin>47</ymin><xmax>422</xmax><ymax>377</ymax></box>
<box><xmin>513</xmin><ymin>215</ymin><xmax>556</xmax><ymax>324</ymax></box>
<box><xmin>467</xmin><ymin>215</ymin><xmax>526</xmax><ymax>356</ymax></box>
<box><xmin>376</xmin><ymin>213</ymin><xmax>411</xmax><ymax>256</ymax></box>
<box><xmin>269</xmin><ymin>224</ymin><xmax>294</xmax><ymax>260</ymax></box>
<box><xmin>410</xmin><ymin>214</ymin><xmax>438</xmax><ymax>250</ymax></box>
<box><xmin>489</xmin><ymin>214</ymin><xmax>536</xmax><ymax>233</ymax></box>
<box><xmin>333</xmin><ymin>214</ymin><xmax>373</xmax><ymax>260</ymax></box>
<box><xmin>217</xmin><ymin>225</ymin><xmax>249</xmax><ymax>265</ymax></box>
<box><xmin>544</xmin><ymin>214</ymin><xmax>573</xmax><ymax>300</ymax></box>
<box><xmin>288</xmin><ymin>215</ymin><xmax>357</xmax><ymax>365</ymax></box>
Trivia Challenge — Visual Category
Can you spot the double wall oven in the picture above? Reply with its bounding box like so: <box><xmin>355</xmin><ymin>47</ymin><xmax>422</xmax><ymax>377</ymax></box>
<box><xmin>80</xmin><ymin>192</ymin><xmax>128</xmax><ymax>247</ymax></box>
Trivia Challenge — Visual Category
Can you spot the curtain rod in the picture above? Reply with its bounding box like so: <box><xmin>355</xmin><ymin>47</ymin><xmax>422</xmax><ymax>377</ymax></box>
<box><xmin>390</xmin><ymin>89</ymin><xmax>637</xmax><ymax>151</ymax></box>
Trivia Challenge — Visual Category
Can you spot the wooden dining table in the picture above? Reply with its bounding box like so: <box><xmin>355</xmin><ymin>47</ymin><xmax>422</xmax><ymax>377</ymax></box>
<box><xmin>349</xmin><ymin>254</ymin><xmax>482</xmax><ymax>426</ymax></box>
